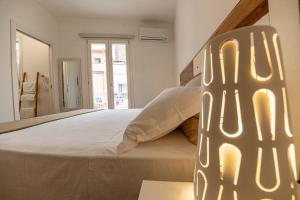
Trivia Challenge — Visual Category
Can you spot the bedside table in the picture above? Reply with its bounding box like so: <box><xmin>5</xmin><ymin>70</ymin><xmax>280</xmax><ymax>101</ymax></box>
<box><xmin>138</xmin><ymin>180</ymin><xmax>194</xmax><ymax>200</ymax></box>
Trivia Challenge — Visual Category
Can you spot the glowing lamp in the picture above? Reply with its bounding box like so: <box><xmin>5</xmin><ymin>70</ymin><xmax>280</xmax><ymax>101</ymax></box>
<box><xmin>195</xmin><ymin>26</ymin><xmax>298</xmax><ymax>200</ymax></box>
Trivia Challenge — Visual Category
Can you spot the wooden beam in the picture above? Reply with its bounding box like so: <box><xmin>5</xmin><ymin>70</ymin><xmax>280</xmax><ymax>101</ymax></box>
<box><xmin>236</xmin><ymin>0</ymin><xmax>269</xmax><ymax>28</ymax></box>
<box><xmin>180</xmin><ymin>61</ymin><xmax>194</xmax><ymax>86</ymax></box>
<box><xmin>210</xmin><ymin>0</ymin><xmax>268</xmax><ymax>39</ymax></box>
<box><xmin>180</xmin><ymin>0</ymin><xmax>269</xmax><ymax>86</ymax></box>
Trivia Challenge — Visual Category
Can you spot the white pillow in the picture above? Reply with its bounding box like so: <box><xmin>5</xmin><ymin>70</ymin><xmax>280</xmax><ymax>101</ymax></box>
<box><xmin>117</xmin><ymin>87</ymin><xmax>201</xmax><ymax>153</ymax></box>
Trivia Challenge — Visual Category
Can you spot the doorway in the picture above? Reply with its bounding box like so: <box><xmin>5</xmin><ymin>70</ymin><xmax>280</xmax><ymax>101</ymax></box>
<box><xmin>15</xmin><ymin>31</ymin><xmax>52</xmax><ymax>119</ymax></box>
<box><xmin>88</xmin><ymin>40</ymin><xmax>131</xmax><ymax>109</ymax></box>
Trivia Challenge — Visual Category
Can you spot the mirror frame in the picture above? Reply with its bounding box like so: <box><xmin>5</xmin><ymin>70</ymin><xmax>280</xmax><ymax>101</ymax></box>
<box><xmin>58</xmin><ymin>58</ymin><xmax>83</xmax><ymax>112</ymax></box>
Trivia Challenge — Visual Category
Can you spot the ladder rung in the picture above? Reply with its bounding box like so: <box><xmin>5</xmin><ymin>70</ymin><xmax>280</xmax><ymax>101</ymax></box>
<box><xmin>21</xmin><ymin>94</ymin><xmax>35</xmax><ymax>102</ymax></box>
<box><xmin>19</xmin><ymin>72</ymin><xmax>40</xmax><ymax>118</ymax></box>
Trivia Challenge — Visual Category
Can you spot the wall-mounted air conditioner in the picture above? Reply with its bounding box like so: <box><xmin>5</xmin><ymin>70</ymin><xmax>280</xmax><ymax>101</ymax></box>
<box><xmin>139</xmin><ymin>28</ymin><xmax>169</xmax><ymax>42</ymax></box>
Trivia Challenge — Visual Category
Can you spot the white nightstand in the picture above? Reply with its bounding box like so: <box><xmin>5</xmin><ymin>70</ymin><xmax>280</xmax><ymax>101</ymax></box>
<box><xmin>138</xmin><ymin>180</ymin><xmax>194</xmax><ymax>200</ymax></box>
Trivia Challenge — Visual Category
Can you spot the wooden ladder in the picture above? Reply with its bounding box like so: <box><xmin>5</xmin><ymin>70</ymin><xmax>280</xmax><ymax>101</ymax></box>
<box><xmin>19</xmin><ymin>72</ymin><xmax>27</xmax><ymax>111</ymax></box>
<box><xmin>34</xmin><ymin>72</ymin><xmax>40</xmax><ymax>117</ymax></box>
<box><xmin>19</xmin><ymin>72</ymin><xmax>40</xmax><ymax>117</ymax></box>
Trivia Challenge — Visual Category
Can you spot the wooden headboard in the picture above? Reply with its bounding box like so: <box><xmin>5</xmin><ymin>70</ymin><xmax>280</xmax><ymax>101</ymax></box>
<box><xmin>180</xmin><ymin>0</ymin><xmax>269</xmax><ymax>86</ymax></box>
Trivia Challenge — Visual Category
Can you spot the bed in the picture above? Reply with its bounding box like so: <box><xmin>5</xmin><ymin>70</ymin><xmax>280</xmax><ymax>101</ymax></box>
<box><xmin>0</xmin><ymin>109</ymin><xmax>196</xmax><ymax>200</ymax></box>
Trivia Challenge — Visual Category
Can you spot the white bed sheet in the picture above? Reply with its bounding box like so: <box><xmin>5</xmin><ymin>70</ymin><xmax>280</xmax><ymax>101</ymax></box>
<box><xmin>0</xmin><ymin>109</ymin><xmax>196</xmax><ymax>200</ymax></box>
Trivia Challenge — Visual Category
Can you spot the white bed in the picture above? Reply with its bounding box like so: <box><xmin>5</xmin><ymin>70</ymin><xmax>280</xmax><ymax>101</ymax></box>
<box><xmin>0</xmin><ymin>109</ymin><xmax>196</xmax><ymax>200</ymax></box>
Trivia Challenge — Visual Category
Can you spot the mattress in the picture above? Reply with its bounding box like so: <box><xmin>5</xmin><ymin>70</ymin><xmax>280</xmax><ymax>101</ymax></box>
<box><xmin>0</xmin><ymin>109</ymin><xmax>196</xmax><ymax>200</ymax></box>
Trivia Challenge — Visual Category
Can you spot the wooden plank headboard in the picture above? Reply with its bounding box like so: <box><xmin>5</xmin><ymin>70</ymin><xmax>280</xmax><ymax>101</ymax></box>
<box><xmin>180</xmin><ymin>0</ymin><xmax>269</xmax><ymax>86</ymax></box>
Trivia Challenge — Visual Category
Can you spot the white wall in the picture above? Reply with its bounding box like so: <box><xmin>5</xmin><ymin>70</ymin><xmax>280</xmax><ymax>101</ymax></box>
<box><xmin>175</xmin><ymin>0</ymin><xmax>239</xmax><ymax>79</ymax></box>
<box><xmin>0</xmin><ymin>0</ymin><xmax>59</xmax><ymax>122</ymax></box>
<box><xmin>58</xmin><ymin>18</ymin><xmax>176</xmax><ymax>108</ymax></box>
<box><xmin>17</xmin><ymin>32</ymin><xmax>50</xmax><ymax>81</ymax></box>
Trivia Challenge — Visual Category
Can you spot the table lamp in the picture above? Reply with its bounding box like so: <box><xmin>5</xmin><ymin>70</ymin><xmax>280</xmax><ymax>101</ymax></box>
<box><xmin>195</xmin><ymin>25</ymin><xmax>298</xmax><ymax>200</ymax></box>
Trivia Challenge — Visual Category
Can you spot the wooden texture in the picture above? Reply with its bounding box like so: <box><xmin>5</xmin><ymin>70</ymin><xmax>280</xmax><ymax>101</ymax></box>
<box><xmin>19</xmin><ymin>72</ymin><xmax>27</xmax><ymax>111</ymax></box>
<box><xmin>180</xmin><ymin>0</ymin><xmax>269</xmax><ymax>86</ymax></box>
<box><xmin>34</xmin><ymin>72</ymin><xmax>40</xmax><ymax>117</ymax></box>
<box><xmin>180</xmin><ymin>61</ymin><xmax>194</xmax><ymax>86</ymax></box>
<box><xmin>210</xmin><ymin>0</ymin><xmax>268</xmax><ymax>39</ymax></box>
<box><xmin>235</xmin><ymin>0</ymin><xmax>269</xmax><ymax>28</ymax></box>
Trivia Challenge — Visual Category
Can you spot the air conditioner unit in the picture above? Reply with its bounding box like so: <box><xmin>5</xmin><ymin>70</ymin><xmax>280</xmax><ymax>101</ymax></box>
<box><xmin>139</xmin><ymin>28</ymin><xmax>169</xmax><ymax>42</ymax></box>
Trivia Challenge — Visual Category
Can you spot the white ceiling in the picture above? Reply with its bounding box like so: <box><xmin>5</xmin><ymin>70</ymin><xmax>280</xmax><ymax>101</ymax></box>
<box><xmin>34</xmin><ymin>0</ymin><xmax>176</xmax><ymax>23</ymax></box>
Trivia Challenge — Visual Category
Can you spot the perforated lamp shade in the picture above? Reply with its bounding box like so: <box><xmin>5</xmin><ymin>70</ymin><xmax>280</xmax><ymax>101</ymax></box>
<box><xmin>194</xmin><ymin>26</ymin><xmax>298</xmax><ymax>200</ymax></box>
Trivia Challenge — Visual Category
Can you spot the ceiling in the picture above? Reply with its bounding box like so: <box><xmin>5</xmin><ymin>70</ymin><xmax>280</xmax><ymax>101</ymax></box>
<box><xmin>34</xmin><ymin>0</ymin><xmax>176</xmax><ymax>23</ymax></box>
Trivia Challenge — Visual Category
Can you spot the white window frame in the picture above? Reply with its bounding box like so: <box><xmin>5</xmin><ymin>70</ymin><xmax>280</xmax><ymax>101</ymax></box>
<box><xmin>87</xmin><ymin>39</ymin><xmax>133</xmax><ymax>109</ymax></box>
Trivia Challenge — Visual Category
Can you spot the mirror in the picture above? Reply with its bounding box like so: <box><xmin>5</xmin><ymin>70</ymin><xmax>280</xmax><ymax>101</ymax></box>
<box><xmin>16</xmin><ymin>31</ymin><xmax>52</xmax><ymax>120</ymax></box>
<box><xmin>58</xmin><ymin>59</ymin><xmax>82</xmax><ymax>112</ymax></box>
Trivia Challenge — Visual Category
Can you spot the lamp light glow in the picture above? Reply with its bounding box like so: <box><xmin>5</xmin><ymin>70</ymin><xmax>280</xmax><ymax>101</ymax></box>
<box><xmin>203</xmin><ymin>46</ymin><xmax>214</xmax><ymax>86</ymax></box>
<box><xmin>288</xmin><ymin>144</ymin><xmax>298</xmax><ymax>181</ymax></box>
<box><xmin>220</xmin><ymin>90</ymin><xmax>243</xmax><ymax>138</ymax></box>
<box><xmin>202</xmin><ymin>91</ymin><xmax>213</xmax><ymax>131</ymax></box>
<box><xmin>196</xmin><ymin>169</ymin><xmax>208</xmax><ymax>200</ymax></box>
<box><xmin>255</xmin><ymin>147</ymin><xmax>280</xmax><ymax>192</ymax></box>
<box><xmin>262</xmin><ymin>31</ymin><xmax>274</xmax><ymax>75</ymax></box>
<box><xmin>220</xmin><ymin>39</ymin><xmax>239</xmax><ymax>84</ymax></box>
<box><xmin>250</xmin><ymin>32</ymin><xmax>273</xmax><ymax>81</ymax></box>
<box><xmin>219</xmin><ymin>143</ymin><xmax>241</xmax><ymax>185</ymax></box>
<box><xmin>217</xmin><ymin>185</ymin><xmax>223</xmax><ymax>200</ymax></box>
<box><xmin>253</xmin><ymin>89</ymin><xmax>276</xmax><ymax>141</ymax></box>
<box><xmin>272</xmin><ymin>34</ymin><xmax>284</xmax><ymax>80</ymax></box>
<box><xmin>195</xmin><ymin>26</ymin><xmax>298</xmax><ymax>200</ymax></box>
<box><xmin>198</xmin><ymin>134</ymin><xmax>210</xmax><ymax>168</ymax></box>
<box><xmin>282</xmin><ymin>87</ymin><xmax>293</xmax><ymax>137</ymax></box>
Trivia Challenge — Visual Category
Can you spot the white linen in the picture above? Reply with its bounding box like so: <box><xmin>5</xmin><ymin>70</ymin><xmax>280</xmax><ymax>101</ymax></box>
<box><xmin>118</xmin><ymin>87</ymin><xmax>201</xmax><ymax>153</ymax></box>
<box><xmin>20</xmin><ymin>94</ymin><xmax>35</xmax><ymax>102</ymax></box>
<box><xmin>22</xmin><ymin>81</ymin><xmax>36</xmax><ymax>94</ymax></box>
<box><xmin>0</xmin><ymin>109</ymin><xmax>139</xmax><ymax>156</ymax></box>
<box><xmin>0</xmin><ymin>109</ymin><xmax>196</xmax><ymax>200</ymax></box>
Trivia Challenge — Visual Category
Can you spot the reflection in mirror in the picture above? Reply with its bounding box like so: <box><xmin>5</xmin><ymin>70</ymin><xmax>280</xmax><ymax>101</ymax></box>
<box><xmin>16</xmin><ymin>31</ymin><xmax>52</xmax><ymax>120</ymax></box>
<box><xmin>59</xmin><ymin>59</ymin><xmax>82</xmax><ymax>112</ymax></box>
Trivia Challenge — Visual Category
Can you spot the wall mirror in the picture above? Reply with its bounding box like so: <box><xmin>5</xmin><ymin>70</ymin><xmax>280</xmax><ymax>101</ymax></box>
<box><xmin>58</xmin><ymin>59</ymin><xmax>82</xmax><ymax>112</ymax></box>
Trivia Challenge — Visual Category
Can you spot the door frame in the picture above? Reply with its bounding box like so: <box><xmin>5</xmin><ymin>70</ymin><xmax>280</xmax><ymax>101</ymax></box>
<box><xmin>10</xmin><ymin>19</ymin><xmax>55</xmax><ymax>120</ymax></box>
<box><xmin>58</xmin><ymin>58</ymin><xmax>83</xmax><ymax>112</ymax></box>
<box><xmin>109</xmin><ymin>39</ymin><xmax>134</xmax><ymax>109</ymax></box>
<box><xmin>87</xmin><ymin>39</ymin><xmax>133</xmax><ymax>109</ymax></box>
<box><xmin>87</xmin><ymin>39</ymin><xmax>111</xmax><ymax>109</ymax></box>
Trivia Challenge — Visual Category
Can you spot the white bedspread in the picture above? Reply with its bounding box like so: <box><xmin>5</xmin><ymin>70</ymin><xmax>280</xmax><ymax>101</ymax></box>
<box><xmin>0</xmin><ymin>109</ymin><xmax>140</xmax><ymax>156</ymax></box>
<box><xmin>0</xmin><ymin>109</ymin><xmax>196</xmax><ymax>200</ymax></box>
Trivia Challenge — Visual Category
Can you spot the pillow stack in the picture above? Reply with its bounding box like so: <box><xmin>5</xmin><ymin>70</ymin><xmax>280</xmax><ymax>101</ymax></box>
<box><xmin>117</xmin><ymin>87</ymin><xmax>201</xmax><ymax>153</ymax></box>
<box><xmin>179</xmin><ymin>114</ymin><xmax>199</xmax><ymax>145</ymax></box>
